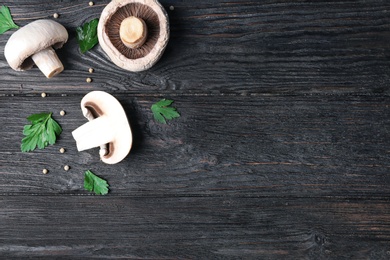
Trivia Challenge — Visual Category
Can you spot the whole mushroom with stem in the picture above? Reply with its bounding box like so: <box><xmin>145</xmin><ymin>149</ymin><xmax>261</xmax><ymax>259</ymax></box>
<box><xmin>98</xmin><ymin>0</ymin><xmax>169</xmax><ymax>72</ymax></box>
<box><xmin>4</xmin><ymin>19</ymin><xmax>68</xmax><ymax>78</ymax></box>
<box><xmin>72</xmin><ymin>91</ymin><xmax>132</xmax><ymax>164</ymax></box>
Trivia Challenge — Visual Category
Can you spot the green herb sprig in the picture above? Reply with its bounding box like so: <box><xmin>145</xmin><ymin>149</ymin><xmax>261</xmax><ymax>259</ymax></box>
<box><xmin>84</xmin><ymin>170</ymin><xmax>109</xmax><ymax>195</ymax></box>
<box><xmin>151</xmin><ymin>99</ymin><xmax>180</xmax><ymax>124</ymax></box>
<box><xmin>0</xmin><ymin>5</ymin><xmax>19</xmax><ymax>34</ymax></box>
<box><xmin>21</xmin><ymin>112</ymin><xmax>62</xmax><ymax>152</ymax></box>
<box><xmin>76</xmin><ymin>18</ymin><xmax>99</xmax><ymax>53</ymax></box>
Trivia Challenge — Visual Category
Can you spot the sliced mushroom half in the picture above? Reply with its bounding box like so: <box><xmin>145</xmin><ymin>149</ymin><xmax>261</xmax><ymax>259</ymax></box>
<box><xmin>98</xmin><ymin>0</ymin><xmax>169</xmax><ymax>72</ymax></box>
<box><xmin>72</xmin><ymin>91</ymin><xmax>132</xmax><ymax>164</ymax></box>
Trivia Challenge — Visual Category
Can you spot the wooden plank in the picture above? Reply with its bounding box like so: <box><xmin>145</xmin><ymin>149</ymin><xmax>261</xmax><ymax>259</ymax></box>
<box><xmin>0</xmin><ymin>196</ymin><xmax>389</xmax><ymax>259</ymax></box>
<box><xmin>0</xmin><ymin>1</ymin><xmax>389</xmax><ymax>258</ymax></box>
<box><xmin>0</xmin><ymin>0</ymin><xmax>388</xmax><ymax>94</ymax></box>
<box><xmin>1</xmin><ymin>94</ymin><xmax>389</xmax><ymax>197</ymax></box>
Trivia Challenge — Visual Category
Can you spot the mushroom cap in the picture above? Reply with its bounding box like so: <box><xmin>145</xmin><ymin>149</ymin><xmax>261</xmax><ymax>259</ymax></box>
<box><xmin>98</xmin><ymin>0</ymin><xmax>169</xmax><ymax>72</ymax></box>
<box><xmin>4</xmin><ymin>19</ymin><xmax>68</xmax><ymax>71</ymax></box>
<box><xmin>72</xmin><ymin>91</ymin><xmax>132</xmax><ymax>164</ymax></box>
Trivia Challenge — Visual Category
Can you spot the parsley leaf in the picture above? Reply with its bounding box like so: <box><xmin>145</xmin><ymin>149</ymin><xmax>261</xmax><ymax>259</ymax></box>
<box><xmin>151</xmin><ymin>99</ymin><xmax>180</xmax><ymax>124</ymax></box>
<box><xmin>21</xmin><ymin>112</ymin><xmax>62</xmax><ymax>152</ymax></box>
<box><xmin>76</xmin><ymin>18</ymin><xmax>99</xmax><ymax>53</ymax></box>
<box><xmin>0</xmin><ymin>5</ymin><xmax>19</xmax><ymax>34</ymax></box>
<box><xmin>84</xmin><ymin>170</ymin><xmax>109</xmax><ymax>195</ymax></box>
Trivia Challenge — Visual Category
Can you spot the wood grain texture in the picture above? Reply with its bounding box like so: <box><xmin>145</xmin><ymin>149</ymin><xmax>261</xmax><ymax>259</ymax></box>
<box><xmin>0</xmin><ymin>94</ymin><xmax>389</xmax><ymax>198</ymax></box>
<box><xmin>0</xmin><ymin>0</ymin><xmax>389</xmax><ymax>259</ymax></box>
<box><xmin>1</xmin><ymin>196</ymin><xmax>390</xmax><ymax>259</ymax></box>
<box><xmin>0</xmin><ymin>0</ymin><xmax>388</xmax><ymax>95</ymax></box>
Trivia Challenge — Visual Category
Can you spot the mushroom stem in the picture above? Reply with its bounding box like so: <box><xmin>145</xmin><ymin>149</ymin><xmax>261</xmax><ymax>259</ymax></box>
<box><xmin>83</xmin><ymin>108</ymin><xmax>109</xmax><ymax>157</ymax></box>
<box><xmin>31</xmin><ymin>46</ymin><xmax>64</xmax><ymax>78</ymax></box>
<box><xmin>72</xmin><ymin>116</ymin><xmax>114</xmax><ymax>154</ymax></box>
<box><xmin>119</xmin><ymin>16</ymin><xmax>148</xmax><ymax>49</ymax></box>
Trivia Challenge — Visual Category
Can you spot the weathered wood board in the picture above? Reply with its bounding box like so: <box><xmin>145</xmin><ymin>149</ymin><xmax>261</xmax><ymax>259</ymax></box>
<box><xmin>0</xmin><ymin>0</ymin><xmax>389</xmax><ymax>258</ymax></box>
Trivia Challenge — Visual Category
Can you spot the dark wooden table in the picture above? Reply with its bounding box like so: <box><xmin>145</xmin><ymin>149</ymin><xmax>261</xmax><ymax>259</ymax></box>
<box><xmin>1</xmin><ymin>0</ymin><xmax>389</xmax><ymax>258</ymax></box>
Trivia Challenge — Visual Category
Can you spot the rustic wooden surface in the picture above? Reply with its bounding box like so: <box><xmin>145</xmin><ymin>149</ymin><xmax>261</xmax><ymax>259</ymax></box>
<box><xmin>0</xmin><ymin>0</ymin><xmax>389</xmax><ymax>258</ymax></box>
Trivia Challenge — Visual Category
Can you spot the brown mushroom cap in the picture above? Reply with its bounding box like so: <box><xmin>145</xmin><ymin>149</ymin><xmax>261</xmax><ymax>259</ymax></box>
<box><xmin>72</xmin><ymin>91</ymin><xmax>132</xmax><ymax>165</ymax></box>
<box><xmin>98</xmin><ymin>0</ymin><xmax>169</xmax><ymax>72</ymax></box>
<box><xmin>4</xmin><ymin>19</ymin><xmax>68</xmax><ymax>71</ymax></box>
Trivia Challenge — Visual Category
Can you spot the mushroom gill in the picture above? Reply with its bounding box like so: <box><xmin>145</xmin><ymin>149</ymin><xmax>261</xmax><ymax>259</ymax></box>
<box><xmin>106</xmin><ymin>3</ymin><xmax>160</xmax><ymax>59</ymax></box>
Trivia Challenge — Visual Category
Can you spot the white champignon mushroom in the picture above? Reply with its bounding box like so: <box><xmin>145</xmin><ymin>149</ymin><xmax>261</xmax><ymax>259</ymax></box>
<box><xmin>97</xmin><ymin>0</ymin><xmax>170</xmax><ymax>72</ymax></box>
<box><xmin>71</xmin><ymin>91</ymin><xmax>132</xmax><ymax>164</ymax></box>
<box><xmin>4</xmin><ymin>19</ymin><xmax>68</xmax><ymax>78</ymax></box>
